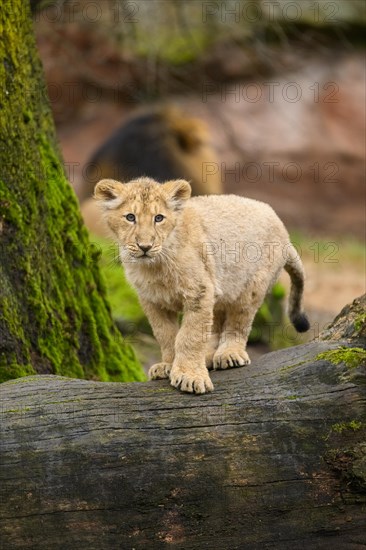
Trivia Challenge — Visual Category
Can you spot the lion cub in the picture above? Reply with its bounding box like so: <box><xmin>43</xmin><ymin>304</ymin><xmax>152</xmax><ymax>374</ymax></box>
<box><xmin>95</xmin><ymin>177</ymin><xmax>309</xmax><ymax>394</ymax></box>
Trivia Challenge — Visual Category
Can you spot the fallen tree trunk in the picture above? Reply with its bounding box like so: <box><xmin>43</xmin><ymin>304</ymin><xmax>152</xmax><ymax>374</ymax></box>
<box><xmin>1</xmin><ymin>296</ymin><xmax>365</xmax><ymax>549</ymax></box>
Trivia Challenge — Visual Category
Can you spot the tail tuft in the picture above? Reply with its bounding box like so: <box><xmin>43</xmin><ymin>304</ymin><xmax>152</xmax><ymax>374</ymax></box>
<box><xmin>284</xmin><ymin>243</ymin><xmax>310</xmax><ymax>333</ymax></box>
<box><xmin>291</xmin><ymin>312</ymin><xmax>310</xmax><ymax>333</ymax></box>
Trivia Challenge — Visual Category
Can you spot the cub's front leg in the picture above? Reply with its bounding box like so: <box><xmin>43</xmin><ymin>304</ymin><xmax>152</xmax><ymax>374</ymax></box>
<box><xmin>140</xmin><ymin>300</ymin><xmax>179</xmax><ymax>381</ymax></box>
<box><xmin>170</xmin><ymin>284</ymin><xmax>215</xmax><ymax>394</ymax></box>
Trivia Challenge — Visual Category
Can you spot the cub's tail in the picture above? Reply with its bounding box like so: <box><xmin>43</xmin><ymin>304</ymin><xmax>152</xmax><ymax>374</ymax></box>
<box><xmin>284</xmin><ymin>244</ymin><xmax>310</xmax><ymax>333</ymax></box>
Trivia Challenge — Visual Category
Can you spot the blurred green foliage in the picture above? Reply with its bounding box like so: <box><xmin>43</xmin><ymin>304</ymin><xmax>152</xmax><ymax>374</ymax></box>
<box><xmin>33</xmin><ymin>1</ymin><xmax>366</xmax><ymax>67</ymax></box>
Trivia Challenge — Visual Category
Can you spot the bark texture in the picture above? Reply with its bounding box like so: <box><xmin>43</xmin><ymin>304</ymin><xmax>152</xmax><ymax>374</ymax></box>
<box><xmin>0</xmin><ymin>1</ymin><xmax>144</xmax><ymax>383</ymax></box>
<box><xmin>0</xmin><ymin>296</ymin><xmax>365</xmax><ymax>549</ymax></box>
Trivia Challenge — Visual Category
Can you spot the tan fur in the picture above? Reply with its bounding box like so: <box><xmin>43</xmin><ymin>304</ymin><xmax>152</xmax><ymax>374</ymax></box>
<box><xmin>95</xmin><ymin>177</ymin><xmax>309</xmax><ymax>394</ymax></box>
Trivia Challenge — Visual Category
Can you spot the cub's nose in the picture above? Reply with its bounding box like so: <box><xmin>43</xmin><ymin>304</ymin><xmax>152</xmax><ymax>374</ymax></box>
<box><xmin>137</xmin><ymin>243</ymin><xmax>153</xmax><ymax>253</ymax></box>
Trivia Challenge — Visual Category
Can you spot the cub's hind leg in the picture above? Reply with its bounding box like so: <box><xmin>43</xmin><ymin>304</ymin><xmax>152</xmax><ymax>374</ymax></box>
<box><xmin>213</xmin><ymin>278</ymin><xmax>269</xmax><ymax>370</ymax></box>
<box><xmin>205</xmin><ymin>307</ymin><xmax>225</xmax><ymax>370</ymax></box>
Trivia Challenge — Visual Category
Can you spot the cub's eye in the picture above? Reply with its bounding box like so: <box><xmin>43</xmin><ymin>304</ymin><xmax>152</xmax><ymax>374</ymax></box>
<box><xmin>125</xmin><ymin>213</ymin><xmax>136</xmax><ymax>222</ymax></box>
<box><xmin>154</xmin><ymin>214</ymin><xmax>165</xmax><ymax>223</ymax></box>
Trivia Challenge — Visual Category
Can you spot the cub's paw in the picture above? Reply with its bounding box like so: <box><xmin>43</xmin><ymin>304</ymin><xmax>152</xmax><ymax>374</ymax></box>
<box><xmin>170</xmin><ymin>365</ymin><xmax>214</xmax><ymax>394</ymax></box>
<box><xmin>148</xmin><ymin>362</ymin><xmax>172</xmax><ymax>380</ymax></box>
<box><xmin>213</xmin><ymin>348</ymin><xmax>251</xmax><ymax>370</ymax></box>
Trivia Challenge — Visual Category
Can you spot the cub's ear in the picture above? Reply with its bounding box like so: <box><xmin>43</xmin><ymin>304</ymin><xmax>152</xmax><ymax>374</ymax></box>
<box><xmin>94</xmin><ymin>179</ymin><xmax>125</xmax><ymax>209</ymax></box>
<box><xmin>163</xmin><ymin>179</ymin><xmax>191</xmax><ymax>210</ymax></box>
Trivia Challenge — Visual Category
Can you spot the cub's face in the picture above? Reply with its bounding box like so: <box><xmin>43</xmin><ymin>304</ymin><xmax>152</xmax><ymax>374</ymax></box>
<box><xmin>94</xmin><ymin>177</ymin><xmax>191</xmax><ymax>262</ymax></box>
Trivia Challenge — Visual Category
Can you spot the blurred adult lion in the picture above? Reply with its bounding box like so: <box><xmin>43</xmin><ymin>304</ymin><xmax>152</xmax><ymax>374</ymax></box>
<box><xmin>80</xmin><ymin>107</ymin><xmax>222</xmax><ymax>236</ymax></box>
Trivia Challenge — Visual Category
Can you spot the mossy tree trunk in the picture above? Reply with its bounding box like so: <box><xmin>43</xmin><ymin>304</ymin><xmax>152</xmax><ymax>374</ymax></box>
<box><xmin>0</xmin><ymin>297</ymin><xmax>365</xmax><ymax>548</ymax></box>
<box><xmin>0</xmin><ymin>2</ymin><xmax>144</xmax><ymax>383</ymax></box>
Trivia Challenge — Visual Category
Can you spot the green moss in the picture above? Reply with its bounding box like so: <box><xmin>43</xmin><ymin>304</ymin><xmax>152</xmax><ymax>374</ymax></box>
<box><xmin>316</xmin><ymin>347</ymin><xmax>366</xmax><ymax>369</ymax></box>
<box><xmin>324</xmin><ymin>444</ymin><xmax>366</xmax><ymax>492</ymax></box>
<box><xmin>89</xmin><ymin>236</ymin><xmax>148</xmax><ymax>331</ymax></box>
<box><xmin>142</xmin><ymin>387</ymin><xmax>171</xmax><ymax>393</ymax></box>
<box><xmin>280</xmin><ymin>360</ymin><xmax>307</xmax><ymax>373</ymax></box>
<box><xmin>1</xmin><ymin>363</ymin><xmax>37</xmax><ymax>384</ymax></box>
<box><xmin>0</xmin><ymin>2</ymin><xmax>145</xmax><ymax>384</ymax></box>
<box><xmin>354</xmin><ymin>313</ymin><xmax>366</xmax><ymax>332</ymax></box>
<box><xmin>3</xmin><ymin>406</ymin><xmax>33</xmax><ymax>414</ymax></box>
<box><xmin>331</xmin><ymin>421</ymin><xmax>363</xmax><ymax>434</ymax></box>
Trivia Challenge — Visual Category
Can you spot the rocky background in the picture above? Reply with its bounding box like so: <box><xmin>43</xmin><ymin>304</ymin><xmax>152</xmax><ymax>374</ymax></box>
<box><xmin>32</xmin><ymin>0</ymin><xmax>365</xmax><ymax>367</ymax></box>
